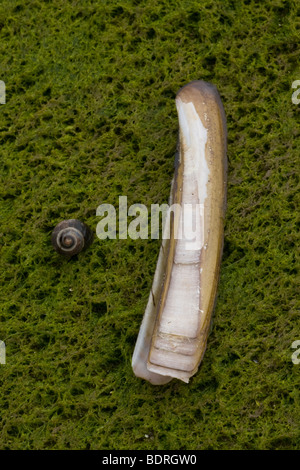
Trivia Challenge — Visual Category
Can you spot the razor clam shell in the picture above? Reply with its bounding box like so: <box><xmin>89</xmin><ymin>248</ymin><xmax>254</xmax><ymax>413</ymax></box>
<box><xmin>132</xmin><ymin>80</ymin><xmax>227</xmax><ymax>384</ymax></box>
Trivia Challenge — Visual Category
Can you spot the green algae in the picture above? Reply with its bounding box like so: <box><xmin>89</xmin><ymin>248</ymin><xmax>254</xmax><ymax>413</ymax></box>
<box><xmin>0</xmin><ymin>0</ymin><xmax>299</xmax><ymax>450</ymax></box>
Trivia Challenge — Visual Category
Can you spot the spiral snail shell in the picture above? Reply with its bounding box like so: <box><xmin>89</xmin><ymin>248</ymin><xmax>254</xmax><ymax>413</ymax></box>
<box><xmin>51</xmin><ymin>219</ymin><xmax>93</xmax><ymax>257</ymax></box>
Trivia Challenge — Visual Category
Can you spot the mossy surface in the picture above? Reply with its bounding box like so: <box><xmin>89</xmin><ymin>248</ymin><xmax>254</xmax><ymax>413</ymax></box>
<box><xmin>0</xmin><ymin>0</ymin><xmax>299</xmax><ymax>450</ymax></box>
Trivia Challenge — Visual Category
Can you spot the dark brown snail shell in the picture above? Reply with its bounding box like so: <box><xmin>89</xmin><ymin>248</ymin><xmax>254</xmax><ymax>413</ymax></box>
<box><xmin>51</xmin><ymin>219</ymin><xmax>93</xmax><ymax>257</ymax></box>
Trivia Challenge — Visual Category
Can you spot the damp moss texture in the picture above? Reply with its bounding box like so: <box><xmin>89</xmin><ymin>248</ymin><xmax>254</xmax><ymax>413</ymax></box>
<box><xmin>0</xmin><ymin>0</ymin><xmax>299</xmax><ymax>450</ymax></box>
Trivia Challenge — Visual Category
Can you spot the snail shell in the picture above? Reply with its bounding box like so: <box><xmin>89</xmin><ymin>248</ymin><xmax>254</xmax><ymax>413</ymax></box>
<box><xmin>132</xmin><ymin>81</ymin><xmax>227</xmax><ymax>384</ymax></box>
<box><xmin>51</xmin><ymin>219</ymin><xmax>93</xmax><ymax>257</ymax></box>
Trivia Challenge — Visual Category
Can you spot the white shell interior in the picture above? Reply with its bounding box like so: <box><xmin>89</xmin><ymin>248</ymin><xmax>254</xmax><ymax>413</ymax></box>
<box><xmin>132</xmin><ymin>97</ymin><xmax>210</xmax><ymax>384</ymax></box>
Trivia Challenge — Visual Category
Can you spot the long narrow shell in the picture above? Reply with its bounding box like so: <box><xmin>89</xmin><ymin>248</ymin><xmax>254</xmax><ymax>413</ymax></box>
<box><xmin>132</xmin><ymin>80</ymin><xmax>227</xmax><ymax>384</ymax></box>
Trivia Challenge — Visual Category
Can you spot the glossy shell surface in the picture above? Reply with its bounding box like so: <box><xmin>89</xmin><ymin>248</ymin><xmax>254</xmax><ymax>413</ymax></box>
<box><xmin>132</xmin><ymin>81</ymin><xmax>227</xmax><ymax>384</ymax></box>
<box><xmin>51</xmin><ymin>219</ymin><xmax>93</xmax><ymax>257</ymax></box>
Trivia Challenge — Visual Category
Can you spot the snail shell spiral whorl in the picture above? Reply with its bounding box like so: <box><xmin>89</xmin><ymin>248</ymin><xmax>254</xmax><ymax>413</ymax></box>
<box><xmin>51</xmin><ymin>219</ymin><xmax>93</xmax><ymax>257</ymax></box>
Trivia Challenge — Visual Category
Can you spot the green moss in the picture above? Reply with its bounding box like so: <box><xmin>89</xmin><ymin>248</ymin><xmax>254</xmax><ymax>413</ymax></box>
<box><xmin>0</xmin><ymin>0</ymin><xmax>299</xmax><ymax>450</ymax></box>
